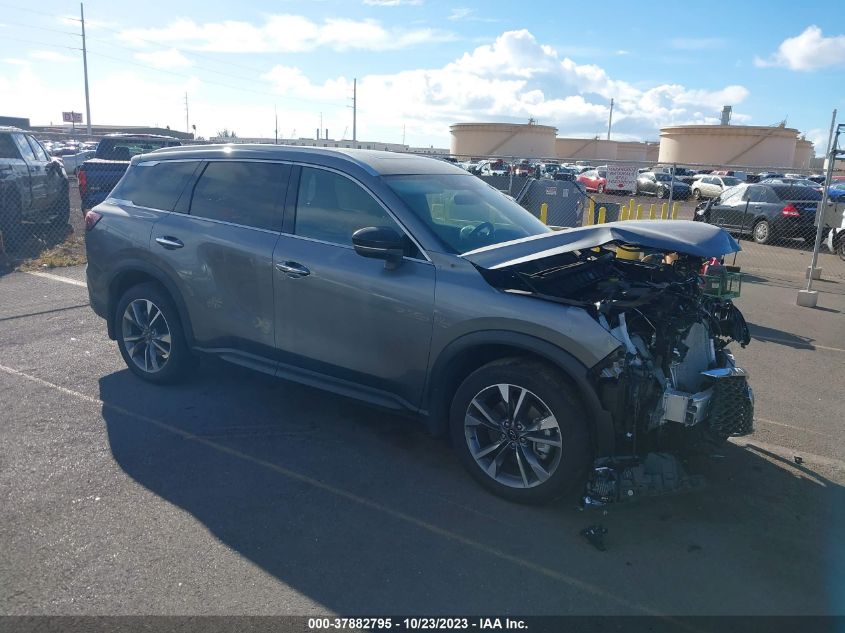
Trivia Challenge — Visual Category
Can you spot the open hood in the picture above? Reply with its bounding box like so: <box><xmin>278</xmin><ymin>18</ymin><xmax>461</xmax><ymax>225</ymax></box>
<box><xmin>461</xmin><ymin>220</ymin><xmax>741</xmax><ymax>270</ymax></box>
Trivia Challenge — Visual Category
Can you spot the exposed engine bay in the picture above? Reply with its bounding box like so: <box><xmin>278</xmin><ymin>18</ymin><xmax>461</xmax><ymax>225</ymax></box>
<box><xmin>478</xmin><ymin>243</ymin><xmax>755</xmax><ymax>504</ymax></box>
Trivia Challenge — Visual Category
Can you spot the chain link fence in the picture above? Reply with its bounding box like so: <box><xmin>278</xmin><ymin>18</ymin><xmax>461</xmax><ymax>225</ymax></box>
<box><xmin>451</xmin><ymin>152</ymin><xmax>845</xmax><ymax>290</ymax></box>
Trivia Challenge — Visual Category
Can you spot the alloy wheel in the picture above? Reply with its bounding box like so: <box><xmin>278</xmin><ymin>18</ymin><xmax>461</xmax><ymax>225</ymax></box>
<box><xmin>121</xmin><ymin>299</ymin><xmax>172</xmax><ymax>373</ymax></box>
<box><xmin>754</xmin><ymin>221</ymin><xmax>770</xmax><ymax>244</ymax></box>
<box><xmin>464</xmin><ymin>383</ymin><xmax>563</xmax><ymax>489</ymax></box>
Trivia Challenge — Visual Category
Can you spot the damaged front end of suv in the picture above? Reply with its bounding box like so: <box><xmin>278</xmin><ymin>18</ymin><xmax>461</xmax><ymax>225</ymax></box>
<box><xmin>465</xmin><ymin>220</ymin><xmax>754</xmax><ymax>505</ymax></box>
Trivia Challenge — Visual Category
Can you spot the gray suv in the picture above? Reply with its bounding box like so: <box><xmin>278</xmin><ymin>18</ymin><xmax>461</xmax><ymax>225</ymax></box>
<box><xmin>86</xmin><ymin>146</ymin><xmax>754</xmax><ymax>504</ymax></box>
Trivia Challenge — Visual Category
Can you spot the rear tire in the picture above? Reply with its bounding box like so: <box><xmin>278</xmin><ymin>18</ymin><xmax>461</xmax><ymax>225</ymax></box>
<box><xmin>752</xmin><ymin>219</ymin><xmax>772</xmax><ymax>245</ymax></box>
<box><xmin>836</xmin><ymin>234</ymin><xmax>845</xmax><ymax>261</ymax></box>
<box><xmin>115</xmin><ymin>282</ymin><xmax>192</xmax><ymax>384</ymax></box>
<box><xmin>656</xmin><ymin>186</ymin><xmax>666</xmax><ymax>199</ymax></box>
<box><xmin>449</xmin><ymin>358</ymin><xmax>591</xmax><ymax>504</ymax></box>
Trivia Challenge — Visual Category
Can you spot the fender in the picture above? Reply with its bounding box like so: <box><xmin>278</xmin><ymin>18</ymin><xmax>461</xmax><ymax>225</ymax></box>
<box><xmin>104</xmin><ymin>258</ymin><xmax>195</xmax><ymax>347</ymax></box>
<box><xmin>424</xmin><ymin>330</ymin><xmax>616</xmax><ymax>457</ymax></box>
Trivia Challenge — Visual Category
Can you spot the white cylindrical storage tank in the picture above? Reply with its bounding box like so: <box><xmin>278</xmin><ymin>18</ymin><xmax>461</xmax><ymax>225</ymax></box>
<box><xmin>554</xmin><ymin>138</ymin><xmax>617</xmax><ymax>161</ymax></box>
<box><xmin>793</xmin><ymin>139</ymin><xmax>814</xmax><ymax>170</ymax></box>
<box><xmin>450</xmin><ymin>122</ymin><xmax>557</xmax><ymax>158</ymax></box>
<box><xmin>658</xmin><ymin>125</ymin><xmax>799</xmax><ymax>169</ymax></box>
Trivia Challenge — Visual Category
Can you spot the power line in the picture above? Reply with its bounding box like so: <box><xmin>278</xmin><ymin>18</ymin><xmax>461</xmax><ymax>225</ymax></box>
<box><xmin>0</xmin><ymin>1</ymin><xmax>75</xmax><ymax>19</ymax></box>
<box><xmin>1</xmin><ymin>34</ymin><xmax>82</xmax><ymax>51</ymax></box>
<box><xmin>0</xmin><ymin>19</ymin><xmax>81</xmax><ymax>37</ymax></box>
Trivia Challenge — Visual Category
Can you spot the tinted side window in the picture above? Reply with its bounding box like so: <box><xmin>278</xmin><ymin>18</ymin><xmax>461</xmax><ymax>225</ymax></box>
<box><xmin>113</xmin><ymin>160</ymin><xmax>200</xmax><ymax>211</ymax></box>
<box><xmin>11</xmin><ymin>134</ymin><xmax>36</xmax><ymax>161</ymax></box>
<box><xmin>295</xmin><ymin>166</ymin><xmax>401</xmax><ymax>246</ymax></box>
<box><xmin>0</xmin><ymin>135</ymin><xmax>20</xmax><ymax>159</ymax></box>
<box><xmin>190</xmin><ymin>161</ymin><xmax>289</xmax><ymax>231</ymax></box>
<box><xmin>719</xmin><ymin>186</ymin><xmax>744</xmax><ymax>205</ymax></box>
<box><xmin>26</xmin><ymin>136</ymin><xmax>48</xmax><ymax>162</ymax></box>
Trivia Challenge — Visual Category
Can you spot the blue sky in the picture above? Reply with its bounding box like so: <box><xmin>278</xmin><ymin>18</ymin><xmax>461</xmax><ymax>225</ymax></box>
<box><xmin>1</xmin><ymin>0</ymin><xmax>843</xmax><ymax>152</ymax></box>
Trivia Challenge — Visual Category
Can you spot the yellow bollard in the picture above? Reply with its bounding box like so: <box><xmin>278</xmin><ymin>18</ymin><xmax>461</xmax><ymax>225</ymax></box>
<box><xmin>585</xmin><ymin>198</ymin><xmax>595</xmax><ymax>226</ymax></box>
<box><xmin>661</xmin><ymin>202</ymin><xmax>668</xmax><ymax>219</ymax></box>
<box><xmin>597</xmin><ymin>207</ymin><xmax>606</xmax><ymax>224</ymax></box>
<box><xmin>649</xmin><ymin>203</ymin><xmax>656</xmax><ymax>220</ymax></box>
<box><xmin>629</xmin><ymin>198</ymin><xmax>635</xmax><ymax>213</ymax></box>
<box><xmin>619</xmin><ymin>204</ymin><xmax>629</xmax><ymax>221</ymax></box>
<box><xmin>540</xmin><ymin>202</ymin><xmax>548</xmax><ymax>225</ymax></box>
<box><xmin>636</xmin><ymin>204</ymin><xmax>644</xmax><ymax>220</ymax></box>
<box><xmin>671</xmin><ymin>202</ymin><xmax>680</xmax><ymax>219</ymax></box>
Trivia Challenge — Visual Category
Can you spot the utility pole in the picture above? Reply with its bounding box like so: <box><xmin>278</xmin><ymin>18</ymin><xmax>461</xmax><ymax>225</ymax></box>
<box><xmin>606</xmin><ymin>98</ymin><xmax>614</xmax><ymax>141</ymax></box>
<box><xmin>402</xmin><ymin>124</ymin><xmax>405</xmax><ymax>146</ymax></box>
<box><xmin>274</xmin><ymin>105</ymin><xmax>278</xmax><ymax>144</ymax></box>
<box><xmin>184</xmin><ymin>92</ymin><xmax>189</xmax><ymax>134</ymax></box>
<box><xmin>353</xmin><ymin>78</ymin><xmax>357</xmax><ymax>145</ymax></box>
<box><xmin>80</xmin><ymin>3</ymin><xmax>92</xmax><ymax>136</ymax></box>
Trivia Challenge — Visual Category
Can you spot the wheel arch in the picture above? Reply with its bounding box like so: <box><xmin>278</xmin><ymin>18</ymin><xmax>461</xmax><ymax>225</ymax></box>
<box><xmin>105</xmin><ymin>261</ymin><xmax>194</xmax><ymax>346</ymax></box>
<box><xmin>423</xmin><ymin>330</ymin><xmax>615</xmax><ymax>456</ymax></box>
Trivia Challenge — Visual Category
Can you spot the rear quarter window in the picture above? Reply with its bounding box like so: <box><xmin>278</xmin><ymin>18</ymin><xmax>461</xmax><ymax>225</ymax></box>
<box><xmin>112</xmin><ymin>160</ymin><xmax>200</xmax><ymax>211</ymax></box>
<box><xmin>189</xmin><ymin>161</ymin><xmax>290</xmax><ymax>231</ymax></box>
<box><xmin>772</xmin><ymin>186</ymin><xmax>822</xmax><ymax>202</ymax></box>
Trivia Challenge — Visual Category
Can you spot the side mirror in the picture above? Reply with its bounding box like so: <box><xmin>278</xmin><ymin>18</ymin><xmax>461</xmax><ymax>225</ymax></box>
<box><xmin>352</xmin><ymin>226</ymin><xmax>406</xmax><ymax>270</ymax></box>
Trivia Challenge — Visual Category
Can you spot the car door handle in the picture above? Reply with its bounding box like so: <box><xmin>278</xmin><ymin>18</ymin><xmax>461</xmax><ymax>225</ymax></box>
<box><xmin>275</xmin><ymin>261</ymin><xmax>310</xmax><ymax>278</ymax></box>
<box><xmin>155</xmin><ymin>236</ymin><xmax>184</xmax><ymax>249</ymax></box>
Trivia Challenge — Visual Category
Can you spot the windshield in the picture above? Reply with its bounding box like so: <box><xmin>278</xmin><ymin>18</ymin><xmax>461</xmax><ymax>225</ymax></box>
<box><xmin>655</xmin><ymin>173</ymin><xmax>672</xmax><ymax>182</ymax></box>
<box><xmin>383</xmin><ymin>174</ymin><xmax>551</xmax><ymax>254</ymax></box>
<box><xmin>722</xmin><ymin>177</ymin><xmax>742</xmax><ymax>186</ymax></box>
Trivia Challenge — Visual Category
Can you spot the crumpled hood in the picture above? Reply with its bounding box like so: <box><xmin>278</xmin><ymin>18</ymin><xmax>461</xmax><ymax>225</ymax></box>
<box><xmin>461</xmin><ymin>220</ymin><xmax>741</xmax><ymax>270</ymax></box>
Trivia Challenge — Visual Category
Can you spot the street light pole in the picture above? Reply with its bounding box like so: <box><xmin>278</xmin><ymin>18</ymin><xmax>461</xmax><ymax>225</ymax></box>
<box><xmin>80</xmin><ymin>3</ymin><xmax>92</xmax><ymax>137</ymax></box>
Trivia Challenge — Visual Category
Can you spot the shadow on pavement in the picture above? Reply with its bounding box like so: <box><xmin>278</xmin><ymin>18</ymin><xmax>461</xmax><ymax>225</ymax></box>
<box><xmin>97</xmin><ymin>360</ymin><xmax>845</xmax><ymax>615</ymax></box>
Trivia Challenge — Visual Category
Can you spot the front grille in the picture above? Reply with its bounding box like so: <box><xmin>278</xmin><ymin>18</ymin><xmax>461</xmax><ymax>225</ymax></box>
<box><xmin>707</xmin><ymin>376</ymin><xmax>754</xmax><ymax>437</ymax></box>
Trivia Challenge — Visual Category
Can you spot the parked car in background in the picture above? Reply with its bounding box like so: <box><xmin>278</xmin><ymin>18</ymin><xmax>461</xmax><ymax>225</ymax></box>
<box><xmin>56</xmin><ymin>149</ymin><xmax>96</xmax><ymax>175</ymax></box>
<box><xmin>756</xmin><ymin>172</ymin><xmax>784</xmax><ymax>181</ymax></box>
<box><xmin>636</xmin><ymin>172</ymin><xmax>691</xmax><ymax>199</ymax></box>
<box><xmin>712</xmin><ymin>170</ymin><xmax>748</xmax><ymax>182</ymax></box>
<box><xmin>0</xmin><ymin>127</ymin><xmax>70</xmax><ymax>249</ymax></box>
<box><xmin>477</xmin><ymin>159</ymin><xmax>509</xmax><ymax>176</ymax></box>
<box><xmin>694</xmin><ymin>182</ymin><xmax>821</xmax><ymax>244</ymax></box>
<box><xmin>691</xmin><ymin>175</ymin><xmax>743</xmax><ymax>199</ymax></box>
<box><xmin>576</xmin><ymin>168</ymin><xmax>607</xmax><ymax>192</ymax></box>
<box><xmin>653</xmin><ymin>166</ymin><xmax>697</xmax><ymax>185</ymax></box>
<box><xmin>512</xmin><ymin>160</ymin><xmax>534</xmax><ymax>178</ymax></box>
<box><xmin>84</xmin><ymin>145</ymin><xmax>753</xmax><ymax>504</ymax></box>
<box><xmin>77</xmin><ymin>134</ymin><xmax>181</xmax><ymax>211</ymax></box>
<box><xmin>760</xmin><ymin>177</ymin><xmax>822</xmax><ymax>192</ymax></box>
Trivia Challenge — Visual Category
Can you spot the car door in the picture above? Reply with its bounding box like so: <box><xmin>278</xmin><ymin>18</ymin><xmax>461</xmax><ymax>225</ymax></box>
<box><xmin>638</xmin><ymin>173</ymin><xmax>656</xmax><ymax>194</ymax></box>
<box><xmin>272</xmin><ymin>165</ymin><xmax>436</xmax><ymax>408</ymax></box>
<box><xmin>708</xmin><ymin>185</ymin><xmax>746</xmax><ymax>228</ymax></box>
<box><xmin>735</xmin><ymin>185</ymin><xmax>768</xmax><ymax>233</ymax></box>
<box><xmin>0</xmin><ymin>134</ymin><xmax>33</xmax><ymax>211</ymax></box>
<box><xmin>26</xmin><ymin>135</ymin><xmax>62</xmax><ymax>211</ymax></box>
<box><xmin>150</xmin><ymin>159</ymin><xmax>290</xmax><ymax>366</ymax></box>
<box><xmin>10</xmin><ymin>133</ymin><xmax>48</xmax><ymax>213</ymax></box>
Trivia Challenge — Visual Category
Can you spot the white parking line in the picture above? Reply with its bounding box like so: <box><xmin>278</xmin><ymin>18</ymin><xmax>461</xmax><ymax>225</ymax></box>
<box><xmin>26</xmin><ymin>271</ymin><xmax>87</xmax><ymax>288</ymax></box>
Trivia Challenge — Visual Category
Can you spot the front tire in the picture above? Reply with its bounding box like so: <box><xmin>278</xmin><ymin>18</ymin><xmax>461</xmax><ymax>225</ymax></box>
<box><xmin>449</xmin><ymin>358</ymin><xmax>590</xmax><ymax>504</ymax></box>
<box><xmin>692</xmin><ymin>188</ymin><xmax>701</xmax><ymax>200</ymax></box>
<box><xmin>596</xmin><ymin>184</ymin><xmax>605</xmax><ymax>193</ymax></box>
<box><xmin>656</xmin><ymin>186</ymin><xmax>666</xmax><ymax>199</ymax></box>
<box><xmin>115</xmin><ymin>282</ymin><xmax>192</xmax><ymax>384</ymax></box>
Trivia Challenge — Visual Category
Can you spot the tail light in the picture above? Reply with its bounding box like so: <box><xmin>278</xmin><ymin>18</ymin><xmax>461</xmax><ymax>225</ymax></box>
<box><xmin>77</xmin><ymin>168</ymin><xmax>87</xmax><ymax>196</ymax></box>
<box><xmin>84</xmin><ymin>210</ymin><xmax>102</xmax><ymax>231</ymax></box>
<box><xmin>781</xmin><ymin>204</ymin><xmax>800</xmax><ymax>217</ymax></box>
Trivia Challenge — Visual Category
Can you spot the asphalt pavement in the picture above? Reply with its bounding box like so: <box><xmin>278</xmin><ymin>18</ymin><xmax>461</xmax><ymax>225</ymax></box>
<box><xmin>1</xmin><ymin>259</ymin><xmax>843</xmax><ymax>617</ymax></box>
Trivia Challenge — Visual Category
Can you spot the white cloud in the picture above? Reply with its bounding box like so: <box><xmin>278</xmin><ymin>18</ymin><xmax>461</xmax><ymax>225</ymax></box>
<box><xmin>261</xmin><ymin>29</ymin><xmax>752</xmax><ymax>145</ymax></box>
<box><xmin>134</xmin><ymin>49</ymin><xmax>194</xmax><ymax>68</ymax></box>
<box><xmin>2</xmin><ymin>27</ymin><xmax>758</xmax><ymax>149</ymax></box>
<box><xmin>29</xmin><ymin>50</ymin><xmax>75</xmax><ymax>63</ymax></box>
<box><xmin>120</xmin><ymin>15</ymin><xmax>453</xmax><ymax>53</ymax></box>
<box><xmin>754</xmin><ymin>26</ymin><xmax>845</xmax><ymax>71</ymax></box>
<box><xmin>2</xmin><ymin>58</ymin><xmax>30</xmax><ymax>66</ymax></box>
